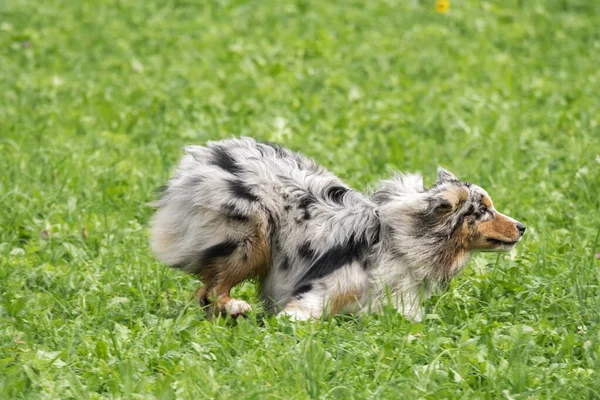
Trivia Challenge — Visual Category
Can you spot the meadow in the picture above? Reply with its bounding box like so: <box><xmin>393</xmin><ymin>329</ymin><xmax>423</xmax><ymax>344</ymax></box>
<box><xmin>1</xmin><ymin>0</ymin><xmax>599</xmax><ymax>398</ymax></box>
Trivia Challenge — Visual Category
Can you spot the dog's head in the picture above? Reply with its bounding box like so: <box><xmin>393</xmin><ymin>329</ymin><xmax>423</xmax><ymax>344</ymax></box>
<box><xmin>424</xmin><ymin>168</ymin><xmax>525</xmax><ymax>252</ymax></box>
<box><xmin>374</xmin><ymin>167</ymin><xmax>526</xmax><ymax>255</ymax></box>
<box><xmin>373</xmin><ymin>167</ymin><xmax>525</xmax><ymax>283</ymax></box>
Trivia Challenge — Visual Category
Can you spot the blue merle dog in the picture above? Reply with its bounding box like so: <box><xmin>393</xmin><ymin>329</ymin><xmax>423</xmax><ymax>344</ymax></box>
<box><xmin>150</xmin><ymin>137</ymin><xmax>525</xmax><ymax>320</ymax></box>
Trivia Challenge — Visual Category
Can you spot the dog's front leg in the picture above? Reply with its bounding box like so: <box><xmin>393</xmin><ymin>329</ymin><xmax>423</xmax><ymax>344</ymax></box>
<box><xmin>395</xmin><ymin>292</ymin><xmax>425</xmax><ymax>322</ymax></box>
<box><xmin>277</xmin><ymin>291</ymin><xmax>326</xmax><ymax>321</ymax></box>
<box><xmin>400</xmin><ymin>303</ymin><xmax>424</xmax><ymax>322</ymax></box>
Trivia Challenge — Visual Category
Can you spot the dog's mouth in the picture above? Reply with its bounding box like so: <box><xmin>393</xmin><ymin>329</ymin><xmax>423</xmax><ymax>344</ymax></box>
<box><xmin>486</xmin><ymin>238</ymin><xmax>518</xmax><ymax>249</ymax></box>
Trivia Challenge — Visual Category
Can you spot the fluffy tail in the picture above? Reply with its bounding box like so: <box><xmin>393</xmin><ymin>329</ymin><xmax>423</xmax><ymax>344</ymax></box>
<box><xmin>149</xmin><ymin>141</ymin><xmax>271</xmax><ymax>276</ymax></box>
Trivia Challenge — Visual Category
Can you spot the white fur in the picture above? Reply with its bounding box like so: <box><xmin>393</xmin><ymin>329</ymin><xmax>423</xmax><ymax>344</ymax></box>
<box><xmin>224</xmin><ymin>299</ymin><xmax>252</xmax><ymax>317</ymax></box>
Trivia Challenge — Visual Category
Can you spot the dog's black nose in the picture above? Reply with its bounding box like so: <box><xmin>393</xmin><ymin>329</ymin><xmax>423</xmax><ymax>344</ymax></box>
<box><xmin>516</xmin><ymin>223</ymin><xmax>526</xmax><ymax>236</ymax></box>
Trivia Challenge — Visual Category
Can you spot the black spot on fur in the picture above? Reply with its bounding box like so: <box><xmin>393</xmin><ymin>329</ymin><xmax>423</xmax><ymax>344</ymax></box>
<box><xmin>297</xmin><ymin>234</ymin><xmax>370</xmax><ymax>286</ymax></box>
<box><xmin>298</xmin><ymin>194</ymin><xmax>315</xmax><ymax>210</ymax></box>
<box><xmin>199</xmin><ymin>240</ymin><xmax>238</xmax><ymax>267</ymax></box>
<box><xmin>212</xmin><ymin>146</ymin><xmax>242</xmax><ymax>175</ymax></box>
<box><xmin>295</xmin><ymin>208</ymin><xmax>311</xmax><ymax>223</ymax></box>
<box><xmin>326</xmin><ymin>186</ymin><xmax>349</xmax><ymax>204</ymax></box>
<box><xmin>281</xmin><ymin>256</ymin><xmax>290</xmax><ymax>271</ymax></box>
<box><xmin>297</xmin><ymin>194</ymin><xmax>315</xmax><ymax>221</ymax></box>
<box><xmin>302</xmin><ymin>209</ymin><xmax>311</xmax><ymax>221</ymax></box>
<box><xmin>221</xmin><ymin>204</ymin><xmax>249</xmax><ymax>222</ymax></box>
<box><xmin>293</xmin><ymin>283</ymin><xmax>313</xmax><ymax>298</ymax></box>
<box><xmin>298</xmin><ymin>242</ymin><xmax>315</xmax><ymax>259</ymax></box>
<box><xmin>228</xmin><ymin>180</ymin><xmax>259</xmax><ymax>202</ymax></box>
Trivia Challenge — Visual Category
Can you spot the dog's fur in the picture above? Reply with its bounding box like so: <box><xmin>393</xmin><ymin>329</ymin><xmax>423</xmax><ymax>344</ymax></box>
<box><xmin>150</xmin><ymin>137</ymin><xmax>525</xmax><ymax>321</ymax></box>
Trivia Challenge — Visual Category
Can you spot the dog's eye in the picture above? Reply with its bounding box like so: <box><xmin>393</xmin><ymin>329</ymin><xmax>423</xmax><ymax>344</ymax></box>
<box><xmin>477</xmin><ymin>205</ymin><xmax>489</xmax><ymax>218</ymax></box>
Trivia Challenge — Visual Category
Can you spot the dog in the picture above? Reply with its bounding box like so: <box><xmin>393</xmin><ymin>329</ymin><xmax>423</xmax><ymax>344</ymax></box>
<box><xmin>150</xmin><ymin>137</ymin><xmax>525</xmax><ymax>321</ymax></box>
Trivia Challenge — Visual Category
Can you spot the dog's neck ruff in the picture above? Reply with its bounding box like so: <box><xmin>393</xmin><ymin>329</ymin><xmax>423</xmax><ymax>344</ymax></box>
<box><xmin>364</xmin><ymin>193</ymin><xmax>472</xmax><ymax>319</ymax></box>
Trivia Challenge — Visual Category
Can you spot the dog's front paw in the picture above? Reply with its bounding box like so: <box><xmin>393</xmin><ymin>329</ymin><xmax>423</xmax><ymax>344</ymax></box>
<box><xmin>277</xmin><ymin>301</ymin><xmax>317</xmax><ymax>321</ymax></box>
<box><xmin>277</xmin><ymin>310</ymin><xmax>312</xmax><ymax>321</ymax></box>
<box><xmin>224</xmin><ymin>299</ymin><xmax>252</xmax><ymax>318</ymax></box>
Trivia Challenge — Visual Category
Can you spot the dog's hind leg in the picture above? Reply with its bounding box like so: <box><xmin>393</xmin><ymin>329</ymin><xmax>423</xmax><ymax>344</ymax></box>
<box><xmin>196</xmin><ymin>224</ymin><xmax>270</xmax><ymax>318</ymax></box>
<box><xmin>197</xmin><ymin>272</ymin><xmax>253</xmax><ymax>318</ymax></box>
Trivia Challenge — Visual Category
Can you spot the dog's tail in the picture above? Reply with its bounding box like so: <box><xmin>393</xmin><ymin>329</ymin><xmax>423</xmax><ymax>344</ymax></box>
<box><xmin>149</xmin><ymin>142</ymin><xmax>272</xmax><ymax>276</ymax></box>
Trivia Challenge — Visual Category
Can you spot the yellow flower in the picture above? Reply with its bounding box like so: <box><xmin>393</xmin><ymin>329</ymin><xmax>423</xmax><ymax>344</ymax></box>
<box><xmin>435</xmin><ymin>0</ymin><xmax>450</xmax><ymax>14</ymax></box>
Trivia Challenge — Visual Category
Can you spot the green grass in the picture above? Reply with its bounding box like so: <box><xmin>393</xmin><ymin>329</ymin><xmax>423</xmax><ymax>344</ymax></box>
<box><xmin>1</xmin><ymin>0</ymin><xmax>600</xmax><ymax>398</ymax></box>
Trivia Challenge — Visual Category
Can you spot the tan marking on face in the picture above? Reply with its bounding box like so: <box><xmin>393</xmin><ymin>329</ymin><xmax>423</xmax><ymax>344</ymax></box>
<box><xmin>460</xmin><ymin>188</ymin><xmax>469</xmax><ymax>202</ymax></box>
<box><xmin>440</xmin><ymin>187</ymin><xmax>469</xmax><ymax>209</ymax></box>
<box><xmin>467</xmin><ymin>211</ymin><xmax>520</xmax><ymax>251</ymax></box>
<box><xmin>480</xmin><ymin>213</ymin><xmax>520</xmax><ymax>241</ymax></box>
<box><xmin>482</xmin><ymin>195</ymin><xmax>493</xmax><ymax>209</ymax></box>
<box><xmin>456</xmin><ymin>219</ymin><xmax>473</xmax><ymax>247</ymax></box>
<box><xmin>441</xmin><ymin>222</ymin><xmax>471</xmax><ymax>277</ymax></box>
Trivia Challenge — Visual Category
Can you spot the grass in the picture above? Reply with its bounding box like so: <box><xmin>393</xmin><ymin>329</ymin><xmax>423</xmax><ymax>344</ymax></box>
<box><xmin>1</xmin><ymin>0</ymin><xmax>600</xmax><ymax>398</ymax></box>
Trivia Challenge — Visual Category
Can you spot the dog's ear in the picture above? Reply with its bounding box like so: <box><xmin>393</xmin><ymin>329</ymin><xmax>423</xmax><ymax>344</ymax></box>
<box><xmin>436</xmin><ymin>167</ymin><xmax>458</xmax><ymax>183</ymax></box>
<box><xmin>430</xmin><ymin>186</ymin><xmax>468</xmax><ymax>215</ymax></box>
<box><xmin>430</xmin><ymin>196</ymin><xmax>454</xmax><ymax>215</ymax></box>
